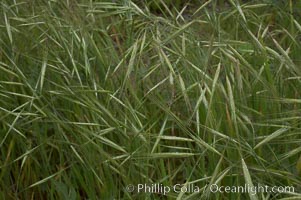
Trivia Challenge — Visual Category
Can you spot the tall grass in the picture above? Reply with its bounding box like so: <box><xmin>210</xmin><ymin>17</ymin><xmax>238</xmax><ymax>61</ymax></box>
<box><xmin>1</xmin><ymin>0</ymin><xmax>301</xmax><ymax>199</ymax></box>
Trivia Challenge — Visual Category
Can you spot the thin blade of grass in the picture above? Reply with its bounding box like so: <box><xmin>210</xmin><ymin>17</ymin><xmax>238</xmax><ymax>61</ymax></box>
<box><xmin>254</xmin><ymin>128</ymin><xmax>289</xmax><ymax>149</ymax></box>
<box><xmin>242</xmin><ymin>158</ymin><xmax>258</xmax><ymax>200</ymax></box>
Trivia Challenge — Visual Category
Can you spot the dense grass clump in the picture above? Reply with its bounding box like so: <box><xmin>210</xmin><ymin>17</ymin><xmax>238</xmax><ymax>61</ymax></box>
<box><xmin>1</xmin><ymin>0</ymin><xmax>301</xmax><ymax>199</ymax></box>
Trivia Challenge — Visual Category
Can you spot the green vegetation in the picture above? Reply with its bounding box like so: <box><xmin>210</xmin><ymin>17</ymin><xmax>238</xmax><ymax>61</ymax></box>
<box><xmin>1</xmin><ymin>0</ymin><xmax>301</xmax><ymax>199</ymax></box>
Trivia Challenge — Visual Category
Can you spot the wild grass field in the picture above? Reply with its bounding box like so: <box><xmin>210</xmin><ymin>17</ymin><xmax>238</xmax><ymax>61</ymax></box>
<box><xmin>1</xmin><ymin>0</ymin><xmax>301</xmax><ymax>199</ymax></box>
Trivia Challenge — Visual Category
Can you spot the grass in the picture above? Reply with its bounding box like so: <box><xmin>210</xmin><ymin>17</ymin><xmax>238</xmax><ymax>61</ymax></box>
<box><xmin>0</xmin><ymin>0</ymin><xmax>301</xmax><ymax>199</ymax></box>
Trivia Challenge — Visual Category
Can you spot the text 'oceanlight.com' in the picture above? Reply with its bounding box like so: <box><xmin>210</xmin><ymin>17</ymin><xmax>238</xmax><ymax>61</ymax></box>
<box><xmin>125</xmin><ymin>183</ymin><xmax>295</xmax><ymax>196</ymax></box>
